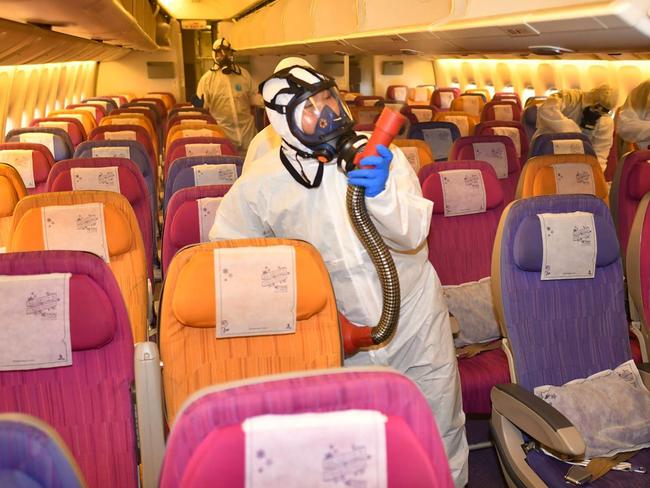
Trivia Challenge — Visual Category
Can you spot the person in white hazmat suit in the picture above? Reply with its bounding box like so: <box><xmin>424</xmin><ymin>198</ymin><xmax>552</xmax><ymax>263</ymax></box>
<box><xmin>616</xmin><ymin>80</ymin><xmax>650</xmax><ymax>150</ymax></box>
<box><xmin>533</xmin><ymin>85</ymin><xmax>618</xmax><ymax>170</ymax></box>
<box><xmin>195</xmin><ymin>38</ymin><xmax>258</xmax><ymax>152</ymax></box>
<box><xmin>209</xmin><ymin>64</ymin><xmax>469</xmax><ymax>486</ymax></box>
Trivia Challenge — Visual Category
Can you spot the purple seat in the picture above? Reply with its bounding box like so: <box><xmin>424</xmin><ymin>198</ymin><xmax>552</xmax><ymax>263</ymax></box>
<box><xmin>6</xmin><ymin>128</ymin><xmax>73</xmax><ymax>161</ymax></box>
<box><xmin>529</xmin><ymin>132</ymin><xmax>595</xmax><ymax>159</ymax></box>
<box><xmin>521</xmin><ymin>104</ymin><xmax>538</xmax><ymax>142</ymax></box>
<box><xmin>47</xmin><ymin>157</ymin><xmax>154</xmax><ymax>282</ymax></box>
<box><xmin>490</xmin><ymin>194</ymin><xmax>648</xmax><ymax>487</ymax></box>
<box><xmin>449</xmin><ymin>135</ymin><xmax>521</xmax><ymax>204</ymax></box>
<box><xmin>0</xmin><ymin>251</ymin><xmax>137</xmax><ymax>488</ymax></box>
<box><xmin>0</xmin><ymin>413</ymin><xmax>85</xmax><ymax>487</ymax></box>
<box><xmin>610</xmin><ymin>150</ymin><xmax>650</xmax><ymax>257</ymax></box>
<box><xmin>164</xmin><ymin>155</ymin><xmax>242</xmax><ymax>211</ymax></box>
<box><xmin>164</xmin><ymin>137</ymin><xmax>238</xmax><ymax>178</ymax></box>
<box><xmin>159</xmin><ymin>369</ymin><xmax>453</xmax><ymax>488</ymax></box>
<box><xmin>409</xmin><ymin>121</ymin><xmax>461</xmax><ymax>162</ymax></box>
<box><xmin>422</xmin><ymin>161</ymin><xmax>509</xmax><ymax>413</ymax></box>
<box><xmin>474</xmin><ymin>121</ymin><xmax>529</xmax><ymax>161</ymax></box>
<box><xmin>162</xmin><ymin>185</ymin><xmax>231</xmax><ymax>276</ymax></box>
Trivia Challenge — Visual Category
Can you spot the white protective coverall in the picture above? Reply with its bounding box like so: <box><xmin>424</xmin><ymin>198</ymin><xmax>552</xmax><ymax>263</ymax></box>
<box><xmin>196</xmin><ymin>59</ymin><xmax>258</xmax><ymax>152</ymax></box>
<box><xmin>616</xmin><ymin>80</ymin><xmax>650</xmax><ymax>149</ymax></box>
<box><xmin>534</xmin><ymin>85</ymin><xmax>618</xmax><ymax>170</ymax></box>
<box><xmin>210</xmin><ymin>67</ymin><xmax>469</xmax><ymax>487</ymax></box>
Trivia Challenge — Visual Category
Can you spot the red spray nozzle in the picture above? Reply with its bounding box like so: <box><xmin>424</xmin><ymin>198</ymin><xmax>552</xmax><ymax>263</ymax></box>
<box><xmin>353</xmin><ymin>108</ymin><xmax>407</xmax><ymax>167</ymax></box>
<box><xmin>339</xmin><ymin>313</ymin><xmax>375</xmax><ymax>356</ymax></box>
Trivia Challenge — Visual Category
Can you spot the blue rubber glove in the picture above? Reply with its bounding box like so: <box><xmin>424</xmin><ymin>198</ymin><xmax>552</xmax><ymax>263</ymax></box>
<box><xmin>347</xmin><ymin>144</ymin><xmax>393</xmax><ymax>197</ymax></box>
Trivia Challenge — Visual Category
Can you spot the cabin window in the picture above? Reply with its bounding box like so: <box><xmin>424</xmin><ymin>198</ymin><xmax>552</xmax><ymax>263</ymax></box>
<box><xmin>382</xmin><ymin>61</ymin><xmax>403</xmax><ymax>76</ymax></box>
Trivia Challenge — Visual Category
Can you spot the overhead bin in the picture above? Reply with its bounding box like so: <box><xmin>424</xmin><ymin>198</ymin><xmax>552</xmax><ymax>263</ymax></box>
<box><xmin>225</xmin><ymin>0</ymin><xmax>650</xmax><ymax>56</ymax></box>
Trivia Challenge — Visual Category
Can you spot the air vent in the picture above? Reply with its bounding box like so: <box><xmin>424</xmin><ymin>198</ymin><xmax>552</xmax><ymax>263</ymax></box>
<box><xmin>388</xmin><ymin>34</ymin><xmax>407</xmax><ymax>42</ymax></box>
<box><xmin>529</xmin><ymin>45</ymin><xmax>574</xmax><ymax>55</ymax></box>
<box><xmin>400</xmin><ymin>49</ymin><xmax>421</xmax><ymax>56</ymax></box>
<box><xmin>334</xmin><ymin>51</ymin><xmax>348</xmax><ymax>56</ymax></box>
<box><xmin>499</xmin><ymin>23</ymin><xmax>540</xmax><ymax>37</ymax></box>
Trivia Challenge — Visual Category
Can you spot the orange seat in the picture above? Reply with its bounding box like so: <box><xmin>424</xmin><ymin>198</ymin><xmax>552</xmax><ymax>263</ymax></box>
<box><xmin>159</xmin><ymin>239</ymin><xmax>343</xmax><ymax>421</ymax></box>
<box><xmin>516</xmin><ymin>154</ymin><xmax>608</xmax><ymax>201</ymax></box>
<box><xmin>100</xmin><ymin>115</ymin><xmax>159</xmax><ymax>159</ymax></box>
<box><xmin>166</xmin><ymin>124</ymin><xmax>227</xmax><ymax>151</ymax></box>
<box><xmin>434</xmin><ymin>111</ymin><xmax>477</xmax><ymax>137</ymax></box>
<box><xmin>8</xmin><ymin>191</ymin><xmax>148</xmax><ymax>342</ymax></box>
<box><xmin>350</xmin><ymin>106</ymin><xmax>382</xmax><ymax>125</ymax></box>
<box><xmin>146</xmin><ymin>92</ymin><xmax>176</xmax><ymax>111</ymax></box>
<box><xmin>393</xmin><ymin>139</ymin><xmax>434</xmax><ymax>173</ymax></box>
<box><xmin>451</xmin><ymin>95</ymin><xmax>485</xmax><ymax>118</ymax></box>
<box><xmin>0</xmin><ymin>164</ymin><xmax>27</xmax><ymax>246</ymax></box>
<box><xmin>48</xmin><ymin>109</ymin><xmax>96</xmax><ymax>137</ymax></box>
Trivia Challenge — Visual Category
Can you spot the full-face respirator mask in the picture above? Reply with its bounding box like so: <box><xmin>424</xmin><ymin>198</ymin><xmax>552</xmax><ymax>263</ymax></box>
<box><xmin>211</xmin><ymin>38</ymin><xmax>241</xmax><ymax>75</ymax></box>
<box><xmin>260</xmin><ymin>66</ymin><xmax>367</xmax><ymax>171</ymax></box>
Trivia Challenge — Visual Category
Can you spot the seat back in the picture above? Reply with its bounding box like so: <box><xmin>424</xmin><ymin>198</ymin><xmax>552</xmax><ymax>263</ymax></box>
<box><xmin>409</xmin><ymin>121</ymin><xmax>460</xmax><ymax>162</ymax></box>
<box><xmin>47</xmin><ymin>158</ymin><xmax>154</xmax><ymax>282</ymax></box>
<box><xmin>354</xmin><ymin>95</ymin><xmax>384</xmax><ymax>107</ymax></box>
<box><xmin>350</xmin><ymin>106</ymin><xmax>382</xmax><ymax>125</ymax></box>
<box><xmin>162</xmin><ymin>185</ymin><xmax>231</xmax><ymax>275</ymax></box>
<box><xmin>524</xmin><ymin>96</ymin><xmax>547</xmax><ymax>108</ymax></box>
<box><xmin>0</xmin><ymin>142</ymin><xmax>54</xmax><ymax>194</ymax></box>
<box><xmin>166</xmin><ymin>114</ymin><xmax>217</xmax><ymax>132</ymax></box>
<box><xmin>401</xmin><ymin>105</ymin><xmax>437</xmax><ymax>124</ymax></box>
<box><xmin>0</xmin><ymin>413</ymin><xmax>86</xmax><ymax>487</ymax></box>
<box><xmin>517</xmin><ymin>154</ymin><xmax>608</xmax><ymax>201</ymax></box>
<box><xmin>434</xmin><ymin>111</ymin><xmax>476</xmax><ymax>137</ymax></box>
<box><xmin>451</xmin><ymin>95</ymin><xmax>484</xmax><ymax>117</ymax></box>
<box><xmin>8</xmin><ymin>191</ymin><xmax>148</xmax><ymax>342</ymax></box>
<box><xmin>66</xmin><ymin>103</ymin><xmax>107</xmax><ymax>124</ymax></box>
<box><xmin>100</xmin><ymin>115</ymin><xmax>158</xmax><ymax>152</ymax></box>
<box><xmin>147</xmin><ymin>92</ymin><xmax>176</xmax><ymax>110</ymax></box>
<box><xmin>166</xmin><ymin>124</ymin><xmax>226</xmax><ymax>151</ymax></box>
<box><xmin>481</xmin><ymin>101</ymin><xmax>522</xmax><ymax>123</ymax></box>
<box><xmin>385</xmin><ymin>85</ymin><xmax>409</xmax><ymax>102</ymax></box>
<box><xmin>168</xmin><ymin>107</ymin><xmax>211</xmax><ymax>120</ymax></box>
<box><xmin>449</xmin><ymin>135</ymin><xmax>521</xmax><ymax>203</ymax></box>
<box><xmin>0</xmin><ymin>250</ymin><xmax>137</xmax><ymax>487</ymax></box>
<box><xmin>474</xmin><ymin>121</ymin><xmax>529</xmax><ymax>160</ymax></box>
<box><xmin>529</xmin><ymin>132</ymin><xmax>595</xmax><ymax>159</ymax></box>
<box><xmin>164</xmin><ymin>137</ymin><xmax>238</xmax><ymax>178</ymax></box>
<box><xmin>493</xmin><ymin>92</ymin><xmax>522</xmax><ymax>109</ymax></box>
<box><xmin>464</xmin><ymin>89</ymin><xmax>490</xmax><ymax>102</ymax></box>
<box><xmin>47</xmin><ymin>110</ymin><xmax>96</xmax><ymax>136</ymax></box>
<box><xmin>422</xmin><ymin>161</ymin><xmax>505</xmax><ymax>285</ymax></box>
<box><xmin>131</xmin><ymin>97</ymin><xmax>167</xmax><ymax>118</ymax></box>
<box><xmin>431</xmin><ymin>88</ymin><xmax>460</xmax><ymax>110</ymax></box>
<box><xmin>393</xmin><ymin>139</ymin><xmax>434</xmax><ymax>174</ymax></box>
<box><xmin>6</xmin><ymin>128</ymin><xmax>73</xmax><ymax>161</ymax></box>
<box><xmin>83</xmin><ymin>97</ymin><xmax>119</xmax><ymax>113</ymax></box>
<box><xmin>111</xmin><ymin>108</ymin><xmax>158</xmax><ymax>135</ymax></box>
<box><xmin>89</xmin><ymin>125</ymin><xmax>157</xmax><ymax>165</ymax></box>
<box><xmin>0</xmin><ymin>164</ymin><xmax>27</xmax><ymax>246</ymax></box>
<box><xmin>610</xmin><ymin>150</ymin><xmax>650</xmax><ymax>255</ymax></box>
<box><xmin>492</xmin><ymin>195</ymin><xmax>629</xmax><ymax>390</ymax></box>
<box><xmin>31</xmin><ymin>117</ymin><xmax>86</xmax><ymax>146</ymax></box>
<box><xmin>626</xmin><ymin>192</ymin><xmax>650</xmax><ymax>345</ymax></box>
<box><xmin>159</xmin><ymin>368</ymin><xmax>453</xmax><ymax>488</ymax></box>
<box><xmin>159</xmin><ymin>239</ymin><xmax>343</xmax><ymax>421</ymax></box>
<box><xmin>164</xmin><ymin>155</ymin><xmax>243</xmax><ymax>211</ymax></box>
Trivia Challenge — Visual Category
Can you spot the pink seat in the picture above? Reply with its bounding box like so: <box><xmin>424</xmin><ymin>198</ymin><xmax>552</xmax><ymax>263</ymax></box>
<box><xmin>481</xmin><ymin>100</ymin><xmax>522</xmax><ymax>123</ymax></box>
<box><xmin>159</xmin><ymin>369</ymin><xmax>453</xmax><ymax>488</ymax></box>
<box><xmin>492</xmin><ymin>92</ymin><xmax>522</xmax><ymax>110</ymax></box>
<box><xmin>0</xmin><ymin>250</ymin><xmax>137</xmax><ymax>487</ymax></box>
<box><xmin>610</xmin><ymin>150</ymin><xmax>650</xmax><ymax>256</ymax></box>
<box><xmin>164</xmin><ymin>137</ymin><xmax>238</xmax><ymax>178</ymax></box>
<box><xmin>162</xmin><ymin>184</ymin><xmax>231</xmax><ymax>276</ymax></box>
<box><xmin>449</xmin><ymin>135</ymin><xmax>521</xmax><ymax>204</ymax></box>
<box><xmin>0</xmin><ymin>142</ymin><xmax>54</xmax><ymax>194</ymax></box>
<box><xmin>431</xmin><ymin>88</ymin><xmax>460</xmax><ymax>111</ymax></box>
<box><xmin>422</xmin><ymin>161</ymin><xmax>509</xmax><ymax>413</ymax></box>
<box><xmin>474</xmin><ymin>120</ymin><xmax>529</xmax><ymax>161</ymax></box>
<box><xmin>47</xmin><ymin>157</ymin><xmax>154</xmax><ymax>282</ymax></box>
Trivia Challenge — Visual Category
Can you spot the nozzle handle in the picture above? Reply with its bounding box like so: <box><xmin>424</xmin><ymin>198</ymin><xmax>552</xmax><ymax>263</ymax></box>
<box><xmin>353</xmin><ymin>108</ymin><xmax>406</xmax><ymax>167</ymax></box>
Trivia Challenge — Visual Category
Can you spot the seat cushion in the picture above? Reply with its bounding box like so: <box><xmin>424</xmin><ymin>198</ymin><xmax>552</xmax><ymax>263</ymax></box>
<box><xmin>458</xmin><ymin>349</ymin><xmax>510</xmax><ymax>414</ymax></box>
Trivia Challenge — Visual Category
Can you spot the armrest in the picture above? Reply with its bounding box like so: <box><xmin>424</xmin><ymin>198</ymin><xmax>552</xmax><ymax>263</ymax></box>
<box><xmin>135</xmin><ymin>342</ymin><xmax>165</xmax><ymax>488</ymax></box>
<box><xmin>491</xmin><ymin>383</ymin><xmax>586</xmax><ymax>457</ymax></box>
<box><xmin>638</xmin><ymin>363</ymin><xmax>650</xmax><ymax>389</ymax></box>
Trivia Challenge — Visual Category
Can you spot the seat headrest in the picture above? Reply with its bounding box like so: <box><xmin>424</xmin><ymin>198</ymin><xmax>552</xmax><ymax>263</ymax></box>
<box><xmin>422</xmin><ymin>163</ymin><xmax>504</xmax><ymax>214</ymax></box>
<box><xmin>513</xmin><ymin>213</ymin><xmax>619</xmax><ymax>271</ymax></box>
<box><xmin>170</xmin><ymin>201</ymin><xmax>200</xmax><ymax>248</ymax></box>
<box><xmin>524</xmin><ymin>105</ymin><xmax>537</xmax><ymax>125</ymax></box>
<box><xmin>627</xmin><ymin>161</ymin><xmax>650</xmax><ymax>199</ymax></box>
<box><xmin>69</xmin><ymin>274</ymin><xmax>116</xmax><ymax>349</ymax></box>
<box><xmin>0</xmin><ymin>176</ymin><xmax>20</xmax><ymax>217</ymax></box>
<box><xmin>172</xmin><ymin>245</ymin><xmax>329</xmax><ymax>327</ymax></box>
<box><xmin>12</xmin><ymin>204</ymin><xmax>133</xmax><ymax>258</ymax></box>
<box><xmin>532</xmin><ymin>163</ymin><xmax>608</xmax><ymax>200</ymax></box>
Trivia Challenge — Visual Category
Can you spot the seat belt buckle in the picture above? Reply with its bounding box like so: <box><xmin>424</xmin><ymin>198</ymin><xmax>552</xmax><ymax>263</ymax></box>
<box><xmin>564</xmin><ymin>465</ymin><xmax>592</xmax><ymax>485</ymax></box>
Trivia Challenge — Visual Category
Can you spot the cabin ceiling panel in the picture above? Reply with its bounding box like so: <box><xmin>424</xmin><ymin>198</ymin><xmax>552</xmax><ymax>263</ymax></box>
<box><xmin>157</xmin><ymin>0</ymin><xmax>262</xmax><ymax>20</ymax></box>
